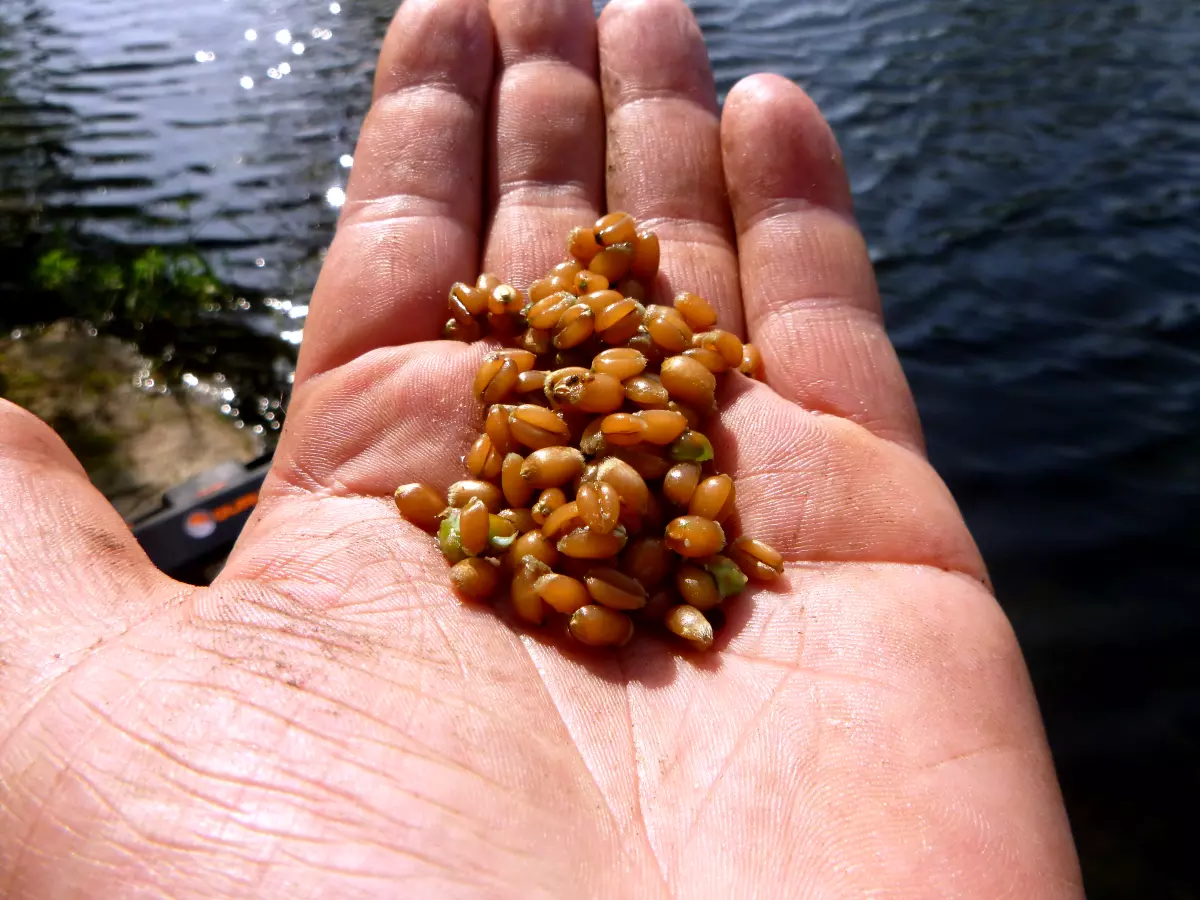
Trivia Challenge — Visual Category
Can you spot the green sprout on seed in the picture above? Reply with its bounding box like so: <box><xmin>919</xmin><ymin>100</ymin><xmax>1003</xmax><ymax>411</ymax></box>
<box><xmin>705</xmin><ymin>556</ymin><xmax>748</xmax><ymax>598</ymax></box>
<box><xmin>668</xmin><ymin>430</ymin><xmax>713</xmax><ymax>463</ymax></box>
<box><xmin>487</xmin><ymin>515</ymin><xmax>518</xmax><ymax>552</ymax></box>
<box><xmin>438</xmin><ymin>510</ymin><xmax>467</xmax><ymax>562</ymax></box>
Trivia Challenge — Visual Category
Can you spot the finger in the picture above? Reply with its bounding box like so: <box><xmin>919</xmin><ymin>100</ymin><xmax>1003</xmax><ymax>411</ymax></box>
<box><xmin>598</xmin><ymin>0</ymin><xmax>741</xmax><ymax>334</ymax></box>
<box><xmin>482</xmin><ymin>0</ymin><xmax>605</xmax><ymax>283</ymax></box>
<box><xmin>0</xmin><ymin>401</ymin><xmax>176</xmax><ymax>623</ymax></box>
<box><xmin>294</xmin><ymin>0</ymin><xmax>494</xmax><ymax>385</ymax></box>
<box><xmin>722</xmin><ymin>74</ymin><xmax>924</xmax><ymax>452</ymax></box>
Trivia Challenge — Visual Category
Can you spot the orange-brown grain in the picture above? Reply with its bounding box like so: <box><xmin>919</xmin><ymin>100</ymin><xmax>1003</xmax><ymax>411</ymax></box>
<box><xmin>465</xmin><ymin>433</ymin><xmax>503</xmax><ymax>480</ymax></box>
<box><xmin>645</xmin><ymin>305</ymin><xmax>694</xmax><ymax>353</ymax></box>
<box><xmin>673</xmin><ymin>291</ymin><xmax>717</xmax><ymax>330</ymax></box>
<box><xmin>574</xmin><ymin>271</ymin><xmax>609</xmax><ymax>295</ymax></box>
<box><xmin>660</xmin><ymin>355</ymin><xmax>717</xmax><ymax>410</ymax></box>
<box><xmin>630</xmin><ymin>231</ymin><xmax>660</xmax><ymax>283</ymax></box>
<box><xmin>694</xmin><ymin>330</ymin><xmax>744</xmax><ymax>369</ymax></box>
<box><xmin>588</xmin><ymin>243</ymin><xmax>635</xmax><ymax>282</ymax></box>
<box><xmin>528</xmin><ymin>278</ymin><xmax>557</xmax><ymax>303</ymax></box>
<box><xmin>511</xmin><ymin>557</ymin><xmax>549</xmax><ymax>624</ymax></box>
<box><xmin>553</xmin><ymin>304</ymin><xmax>594</xmax><ymax>349</ymax></box>
<box><xmin>600</xmin><ymin>412</ymin><xmax>645</xmax><ymax>446</ymax></box>
<box><xmin>509</xmin><ymin>405</ymin><xmax>570</xmax><ymax>450</ymax></box>
<box><xmin>393</xmin><ymin>483</ymin><xmax>444</xmax><ymax>533</ymax></box>
<box><xmin>527</xmin><ymin>292</ymin><xmax>575</xmax><ymax>330</ymax></box>
<box><xmin>551</xmin><ymin>371</ymin><xmax>625</xmax><ymax>414</ymax></box>
<box><xmin>739</xmin><ymin>342</ymin><xmax>763</xmax><ymax>378</ymax></box>
<box><xmin>557</xmin><ymin>526</ymin><xmax>627</xmax><ymax>559</ymax></box>
<box><xmin>689</xmin><ymin>474</ymin><xmax>736</xmax><ymax>522</ymax></box>
<box><xmin>568</xmin><ymin>604</ymin><xmax>633</xmax><ymax>646</ymax></box>
<box><xmin>596</xmin><ymin>212</ymin><xmax>636</xmax><ymax>247</ymax></box>
<box><xmin>636</xmin><ymin>409</ymin><xmax>689</xmax><ymax>444</ymax></box>
<box><xmin>609</xmin><ymin>447</ymin><xmax>672</xmax><ymax>480</ymax></box>
<box><xmin>451</xmin><ymin>281</ymin><xmax>488</xmax><ymax>317</ymax></box>
<box><xmin>540</xmin><ymin>500</ymin><xmax>583</xmax><ymax>540</ymax></box>
<box><xmin>665</xmin><ymin>515</ymin><xmax>725</xmax><ymax>557</ymax></box>
<box><xmin>520</xmin><ymin>446</ymin><xmax>585</xmax><ymax>488</ymax></box>
<box><xmin>728</xmin><ymin>536</ymin><xmax>784</xmax><ymax>581</ymax></box>
<box><xmin>594</xmin><ymin>297</ymin><xmax>645</xmax><ymax>345</ymax></box>
<box><xmin>568</xmin><ymin>226</ymin><xmax>602</xmax><ymax>263</ymax></box>
<box><xmin>621</xmin><ymin>536</ymin><xmax>672</xmax><ymax>588</ymax></box>
<box><xmin>596</xmin><ymin>457</ymin><xmax>649</xmax><ymax>515</ymax></box>
<box><xmin>458</xmin><ymin>497</ymin><xmax>490</xmax><ymax>557</ymax></box>
<box><xmin>447</xmin><ymin>480</ymin><xmax>505</xmax><ymax>512</ymax></box>
<box><xmin>577</xmin><ymin>481</ymin><xmax>621</xmax><ymax>534</ymax></box>
<box><xmin>534</xmin><ymin>573</ymin><xmax>590</xmax><ymax>614</ymax></box>
<box><xmin>591</xmin><ymin>347</ymin><xmax>647</xmax><ymax>380</ymax></box>
<box><xmin>501</xmin><ymin>452</ymin><xmax>533</xmax><ymax>508</ymax></box>
<box><xmin>682</xmin><ymin>346</ymin><xmax>728</xmax><ymax>373</ymax></box>
<box><xmin>577</xmin><ymin>289</ymin><xmax>622</xmax><ymax>317</ymax></box>
<box><xmin>498</xmin><ymin>507</ymin><xmax>538</xmax><ymax>533</ymax></box>
<box><xmin>449</xmin><ymin>558</ymin><xmax>500</xmax><ymax>601</ymax></box>
<box><xmin>531</xmin><ymin>487</ymin><xmax>567</xmax><ymax>524</ymax></box>
<box><xmin>475</xmin><ymin>356</ymin><xmax>520</xmax><ymax>405</ymax></box>
<box><xmin>585</xmin><ymin>567</ymin><xmax>647</xmax><ymax>610</ymax></box>
<box><xmin>665</xmin><ymin>604</ymin><xmax>714</xmax><ymax>650</ymax></box>
<box><xmin>509</xmin><ymin>529</ymin><xmax>559</xmax><ymax>569</ymax></box>
<box><xmin>623</xmin><ymin>374</ymin><xmax>670</xmax><ymax>408</ymax></box>
<box><xmin>516</xmin><ymin>369</ymin><xmax>549</xmax><ymax>394</ymax></box>
<box><xmin>521</xmin><ymin>327</ymin><xmax>553</xmax><ymax>356</ymax></box>
<box><xmin>485</xmin><ymin>404</ymin><xmax>516</xmax><ymax>453</ymax></box>
<box><xmin>675</xmin><ymin>564</ymin><xmax>721</xmax><ymax>611</ymax></box>
<box><xmin>488</xmin><ymin>284</ymin><xmax>524</xmax><ymax>317</ymax></box>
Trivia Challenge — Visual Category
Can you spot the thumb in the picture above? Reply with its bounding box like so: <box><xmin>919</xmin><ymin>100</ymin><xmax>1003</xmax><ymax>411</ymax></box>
<box><xmin>0</xmin><ymin>400</ymin><xmax>178</xmax><ymax>628</ymax></box>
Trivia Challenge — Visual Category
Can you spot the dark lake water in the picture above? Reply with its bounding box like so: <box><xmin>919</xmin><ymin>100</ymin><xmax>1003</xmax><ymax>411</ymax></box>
<box><xmin>2</xmin><ymin>0</ymin><xmax>1197</xmax><ymax>893</ymax></box>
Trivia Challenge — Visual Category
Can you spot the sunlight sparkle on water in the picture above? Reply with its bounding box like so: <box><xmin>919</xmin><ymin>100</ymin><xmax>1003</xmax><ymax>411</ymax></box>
<box><xmin>244</xmin><ymin>29</ymin><xmax>258</xmax><ymax>41</ymax></box>
<box><xmin>325</xmin><ymin>187</ymin><xmax>346</xmax><ymax>208</ymax></box>
<box><xmin>275</xmin><ymin>29</ymin><xmax>292</xmax><ymax>44</ymax></box>
<box><xmin>240</xmin><ymin>76</ymin><xmax>255</xmax><ymax>89</ymax></box>
<box><xmin>339</xmin><ymin>154</ymin><xmax>353</xmax><ymax>168</ymax></box>
<box><xmin>292</xmin><ymin>42</ymin><xmax>305</xmax><ymax>55</ymax></box>
<box><xmin>330</xmin><ymin>2</ymin><xmax>341</xmax><ymax>13</ymax></box>
<box><xmin>194</xmin><ymin>50</ymin><xmax>216</xmax><ymax>63</ymax></box>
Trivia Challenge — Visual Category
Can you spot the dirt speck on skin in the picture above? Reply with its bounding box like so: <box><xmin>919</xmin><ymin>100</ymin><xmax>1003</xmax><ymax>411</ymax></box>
<box><xmin>0</xmin><ymin>323</ymin><xmax>262</xmax><ymax>520</ymax></box>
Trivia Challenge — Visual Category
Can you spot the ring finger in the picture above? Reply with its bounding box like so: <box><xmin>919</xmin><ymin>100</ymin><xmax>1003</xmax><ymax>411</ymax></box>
<box><xmin>598</xmin><ymin>0</ymin><xmax>742</xmax><ymax>334</ymax></box>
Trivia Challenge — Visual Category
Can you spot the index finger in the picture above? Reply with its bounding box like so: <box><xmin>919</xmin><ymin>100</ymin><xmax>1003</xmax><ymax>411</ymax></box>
<box><xmin>294</xmin><ymin>0</ymin><xmax>494</xmax><ymax>385</ymax></box>
<box><xmin>723</xmin><ymin>74</ymin><xmax>924</xmax><ymax>452</ymax></box>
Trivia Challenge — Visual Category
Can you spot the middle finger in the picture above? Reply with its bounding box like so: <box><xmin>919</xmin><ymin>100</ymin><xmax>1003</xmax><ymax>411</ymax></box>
<box><xmin>482</xmin><ymin>0</ymin><xmax>606</xmax><ymax>284</ymax></box>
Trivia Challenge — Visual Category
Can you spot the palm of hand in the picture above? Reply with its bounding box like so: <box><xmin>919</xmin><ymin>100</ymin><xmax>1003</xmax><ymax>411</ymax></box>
<box><xmin>0</xmin><ymin>0</ymin><xmax>1081</xmax><ymax>896</ymax></box>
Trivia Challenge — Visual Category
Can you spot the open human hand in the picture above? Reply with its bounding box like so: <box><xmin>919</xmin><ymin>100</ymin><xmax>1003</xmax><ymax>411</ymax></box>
<box><xmin>0</xmin><ymin>0</ymin><xmax>1083</xmax><ymax>895</ymax></box>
